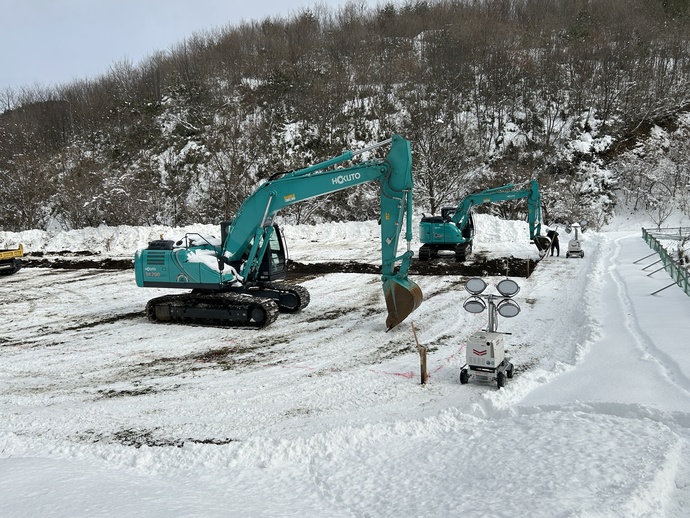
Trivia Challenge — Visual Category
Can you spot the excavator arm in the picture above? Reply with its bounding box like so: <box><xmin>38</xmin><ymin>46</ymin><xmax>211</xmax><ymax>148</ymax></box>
<box><xmin>135</xmin><ymin>135</ymin><xmax>422</xmax><ymax>330</ymax></box>
<box><xmin>452</xmin><ymin>180</ymin><xmax>542</xmax><ymax>239</ymax></box>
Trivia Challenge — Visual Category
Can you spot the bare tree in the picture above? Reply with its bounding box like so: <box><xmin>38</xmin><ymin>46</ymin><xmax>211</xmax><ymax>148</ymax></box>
<box><xmin>647</xmin><ymin>181</ymin><xmax>676</xmax><ymax>230</ymax></box>
<box><xmin>0</xmin><ymin>155</ymin><xmax>55</xmax><ymax>230</ymax></box>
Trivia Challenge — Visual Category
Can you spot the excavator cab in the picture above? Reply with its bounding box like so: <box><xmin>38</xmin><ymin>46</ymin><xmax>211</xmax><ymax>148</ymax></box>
<box><xmin>221</xmin><ymin>220</ymin><xmax>288</xmax><ymax>282</ymax></box>
<box><xmin>461</xmin><ymin>213</ymin><xmax>474</xmax><ymax>239</ymax></box>
<box><xmin>257</xmin><ymin>225</ymin><xmax>288</xmax><ymax>281</ymax></box>
<box><xmin>441</xmin><ymin>207</ymin><xmax>456</xmax><ymax>222</ymax></box>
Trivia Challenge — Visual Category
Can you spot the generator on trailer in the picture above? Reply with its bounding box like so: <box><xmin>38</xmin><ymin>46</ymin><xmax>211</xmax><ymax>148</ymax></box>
<box><xmin>462</xmin><ymin>331</ymin><xmax>513</xmax><ymax>388</ymax></box>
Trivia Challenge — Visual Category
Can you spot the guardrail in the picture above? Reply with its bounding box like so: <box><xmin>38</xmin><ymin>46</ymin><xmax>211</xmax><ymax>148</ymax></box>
<box><xmin>640</xmin><ymin>227</ymin><xmax>690</xmax><ymax>296</ymax></box>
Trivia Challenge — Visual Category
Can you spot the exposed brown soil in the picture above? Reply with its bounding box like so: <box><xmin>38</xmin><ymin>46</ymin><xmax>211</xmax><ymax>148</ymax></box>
<box><xmin>288</xmin><ymin>255</ymin><xmax>538</xmax><ymax>279</ymax></box>
<box><xmin>20</xmin><ymin>252</ymin><xmax>538</xmax><ymax>278</ymax></box>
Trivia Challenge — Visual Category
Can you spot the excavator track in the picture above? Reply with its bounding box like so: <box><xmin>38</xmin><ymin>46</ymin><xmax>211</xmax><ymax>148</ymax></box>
<box><xmin>0</xmin><ymin>259</ymin><xmax>21</xmax><ymax>275</ymax></box>
<box><xmin>145</xmin><ymin>291</ymin><xmax>280</xmax><ymax>329</ymax></box>
<box><xmin>260</xmin><ymin>282</ymin><xmax>311</xmax><ymax>313</ymax></box>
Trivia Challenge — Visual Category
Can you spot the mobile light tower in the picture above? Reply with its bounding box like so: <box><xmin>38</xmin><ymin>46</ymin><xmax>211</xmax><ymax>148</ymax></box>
<box><xmin>460</xmin><ymin>277</ymin><xmax>521</xmax><ymax>389</ymax></box>
<box><xmin>565</xmin><ymin>222</ymin><xmax>585</xmax><ymax>258</ymax></box>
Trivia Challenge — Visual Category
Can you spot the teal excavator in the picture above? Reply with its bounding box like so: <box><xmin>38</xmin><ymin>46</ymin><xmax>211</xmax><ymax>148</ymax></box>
<box><xmin>134</xmin><ymin>135</ymin><xmax>423</xmax><ymax>330</ymax></box>
<box><xmin>418</xmin><ymin>180</ymin><xmax>547</xmax><ymax>261</ymax></box>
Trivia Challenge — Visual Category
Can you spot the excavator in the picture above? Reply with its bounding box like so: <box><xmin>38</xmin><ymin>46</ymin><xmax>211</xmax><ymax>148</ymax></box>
<box><xmin>0</xmin><ymin>244</ymin><xmax>23</xmax><ymax>275</ymax></box>
<box><xmin>418</xmin><ymin>180</ymin><xmax>548</xmax><ymax>261</ymax></box>
<box><xmin>134</xmin><ymin>134</ymin><xmax>423</xmax><ymax>331</ymax></box>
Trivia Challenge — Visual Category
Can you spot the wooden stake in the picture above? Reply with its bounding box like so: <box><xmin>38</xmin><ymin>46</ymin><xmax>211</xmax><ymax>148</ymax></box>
<box><xmin>411</xmin><ymin>322</ymin><xmax>427</xmax><ymax>384</ymax></box>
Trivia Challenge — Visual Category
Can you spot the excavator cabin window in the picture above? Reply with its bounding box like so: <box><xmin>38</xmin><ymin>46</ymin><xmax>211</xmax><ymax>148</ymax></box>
<box><xmin>462</xmin><ymin>213</ymin><xmax>475</xmax><ymax>239</ymax></box>
<box><xmin>258</xmin><ymin>225</ymin><xmax>288</xmax><ymax>281</ymax></box>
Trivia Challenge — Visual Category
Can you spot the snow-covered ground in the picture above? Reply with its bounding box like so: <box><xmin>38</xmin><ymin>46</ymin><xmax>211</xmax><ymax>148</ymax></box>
<box><xmin>2</xmin><ymin>213</ymin><xmax>690</xmax><ymax>517</ymax></box>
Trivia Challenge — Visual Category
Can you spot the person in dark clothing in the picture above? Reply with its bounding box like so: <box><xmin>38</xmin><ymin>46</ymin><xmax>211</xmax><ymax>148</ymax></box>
<box><xmin>546</xmin><ymin>229</ymin><xmax>560</xmax><ymax>257</ymax></box>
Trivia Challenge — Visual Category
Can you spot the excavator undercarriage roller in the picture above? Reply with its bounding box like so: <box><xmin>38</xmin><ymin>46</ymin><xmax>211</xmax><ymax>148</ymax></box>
<box><xmin>455</xmin><ymin>243</ymin><xmax>471</xmax><ymax>262</ymax></box>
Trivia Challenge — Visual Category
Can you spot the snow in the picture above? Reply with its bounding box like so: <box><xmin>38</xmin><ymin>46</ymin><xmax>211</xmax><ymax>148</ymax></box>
<box><xmin>2</xmin><ymin>213</ymin><xmax>690</xmax><ymax>517</ymax></box>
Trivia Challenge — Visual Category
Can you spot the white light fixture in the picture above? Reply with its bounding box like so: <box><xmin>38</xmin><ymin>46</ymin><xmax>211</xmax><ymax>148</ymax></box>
<box><xmin>465</xmin><ymin>277</ymin><xmax>487</xmax><ymax>295</ymax></box>
<box><xmin>496</xmin><ymin>278</ymin><xmax>520</xmax><ymax>297</ymax></box>
<box><xmin>497</xmin><ymin>299</ymin><xmax>521</xmax><ymax>318</ymax></box>
<box><xmin>462</xmin><ymin>277</ymin><xmax>522</xmax><ymax>332</ymax></box>
<box><xmin>463</xmin><ymin>296</ymin><xmax>486</xmax><ymax>314</ymax></box>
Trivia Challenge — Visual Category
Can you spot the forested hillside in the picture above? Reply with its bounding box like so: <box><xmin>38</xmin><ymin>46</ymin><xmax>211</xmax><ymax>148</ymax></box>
<box><xmin>1</xmin><ymin>0</ymin><xmax>689</xmax><ymax>232</ymax></box>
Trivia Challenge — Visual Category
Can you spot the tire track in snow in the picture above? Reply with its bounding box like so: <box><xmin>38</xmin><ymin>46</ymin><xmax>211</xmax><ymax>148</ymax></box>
<box><xmin>610</xmin><ymin>234</ymin><xmax>690</xmax><ymax>396</ymax></box>
<box><xmin>478</xmin><ymin>232</ymin><xmax>606</xmax><ymax>413</ymax></box>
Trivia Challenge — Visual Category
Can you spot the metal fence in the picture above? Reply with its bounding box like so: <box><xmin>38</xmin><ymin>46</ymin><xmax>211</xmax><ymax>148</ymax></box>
<box><xmin>640</xmin><ymin>227</ymin><xmax>690</xmax><ymax>296</ymax></box>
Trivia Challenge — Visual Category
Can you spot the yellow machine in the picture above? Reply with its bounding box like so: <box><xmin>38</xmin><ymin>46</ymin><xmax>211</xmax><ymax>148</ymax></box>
<box><xmin>0</xmin><ymin>244</ymin><xmax>23</xmax><ymax>275</ymax></box>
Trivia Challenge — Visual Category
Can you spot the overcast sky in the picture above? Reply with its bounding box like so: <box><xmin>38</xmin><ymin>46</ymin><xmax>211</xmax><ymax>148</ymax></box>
<box><xmin>0</xmin><ymin>0</ymin><xmax>382</xmax><ymax>92</ymax></box>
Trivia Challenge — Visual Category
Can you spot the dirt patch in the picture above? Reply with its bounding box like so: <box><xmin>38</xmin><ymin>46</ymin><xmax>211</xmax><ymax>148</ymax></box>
<box><xmin>22</xmin><ymin>252</ymin><xmax>538</xmax><ymax>278</ymax></box>
<box><xmin>288</xmin><ymin>256</ymin><xmax>538</xmax><ymax>280</ymax></box>
<box><xmin>64</xmin><ymin>312</ymin><xmax>144</xmax><ymax>331</ymax></box>
<box><xmin>78</xmin><ymin>428</ymin><xmax>238</xmax><ymax>448</ymax></box>
<box><xmin>23</xmin><ymin>253</ymin><xmax>133</xmax><ymax>270</ymax></box>
<box><xmin>121</xmin><ymin>343</ymin><xmax>282</xmax><ymax>380</ymax></box>
<box><xmin>97</xmin><ymin>386</ymin><xmax>158</xmax><ymax>399</ymax></box>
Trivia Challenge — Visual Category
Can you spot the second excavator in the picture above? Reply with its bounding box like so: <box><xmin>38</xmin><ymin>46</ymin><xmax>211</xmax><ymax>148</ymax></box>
<box><xmin>134</xmin><ymin>135</ymin><xmax>423</xmax><ymax>331</ymax></box>
<box><xmin>418</xmin><ymin>180</ymin><xmax>547</xmax><ymax>261</ymax></box>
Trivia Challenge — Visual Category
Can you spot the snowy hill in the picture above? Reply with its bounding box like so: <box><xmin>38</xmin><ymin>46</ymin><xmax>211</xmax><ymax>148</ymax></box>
<box><xmin>1</xmin><ymin>214</ymin><xmax>690</xmax><ymax>517</ymax></box>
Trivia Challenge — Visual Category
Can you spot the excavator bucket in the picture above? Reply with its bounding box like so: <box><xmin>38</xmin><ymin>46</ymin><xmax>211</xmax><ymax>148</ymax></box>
<box><xmin>383</xmin><ymin>277</ymin><xmax>424</xmax><ymax>331</ymax></box>
<box><xmin>533</xmin><ymin>235</ymin><xmax>551</xmax><ymax>258</ymax></box>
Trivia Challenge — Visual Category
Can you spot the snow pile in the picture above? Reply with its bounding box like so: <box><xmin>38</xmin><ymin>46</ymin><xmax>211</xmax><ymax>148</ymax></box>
<box><xmin>1</xmin><ymin>213</ymin><xmax>541</xmax><ymax>263</ymax></box>
<box><xmin>1</xmin><ymin>215</ymin><xmax>690</xmax><ymax>517</ymax></box>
